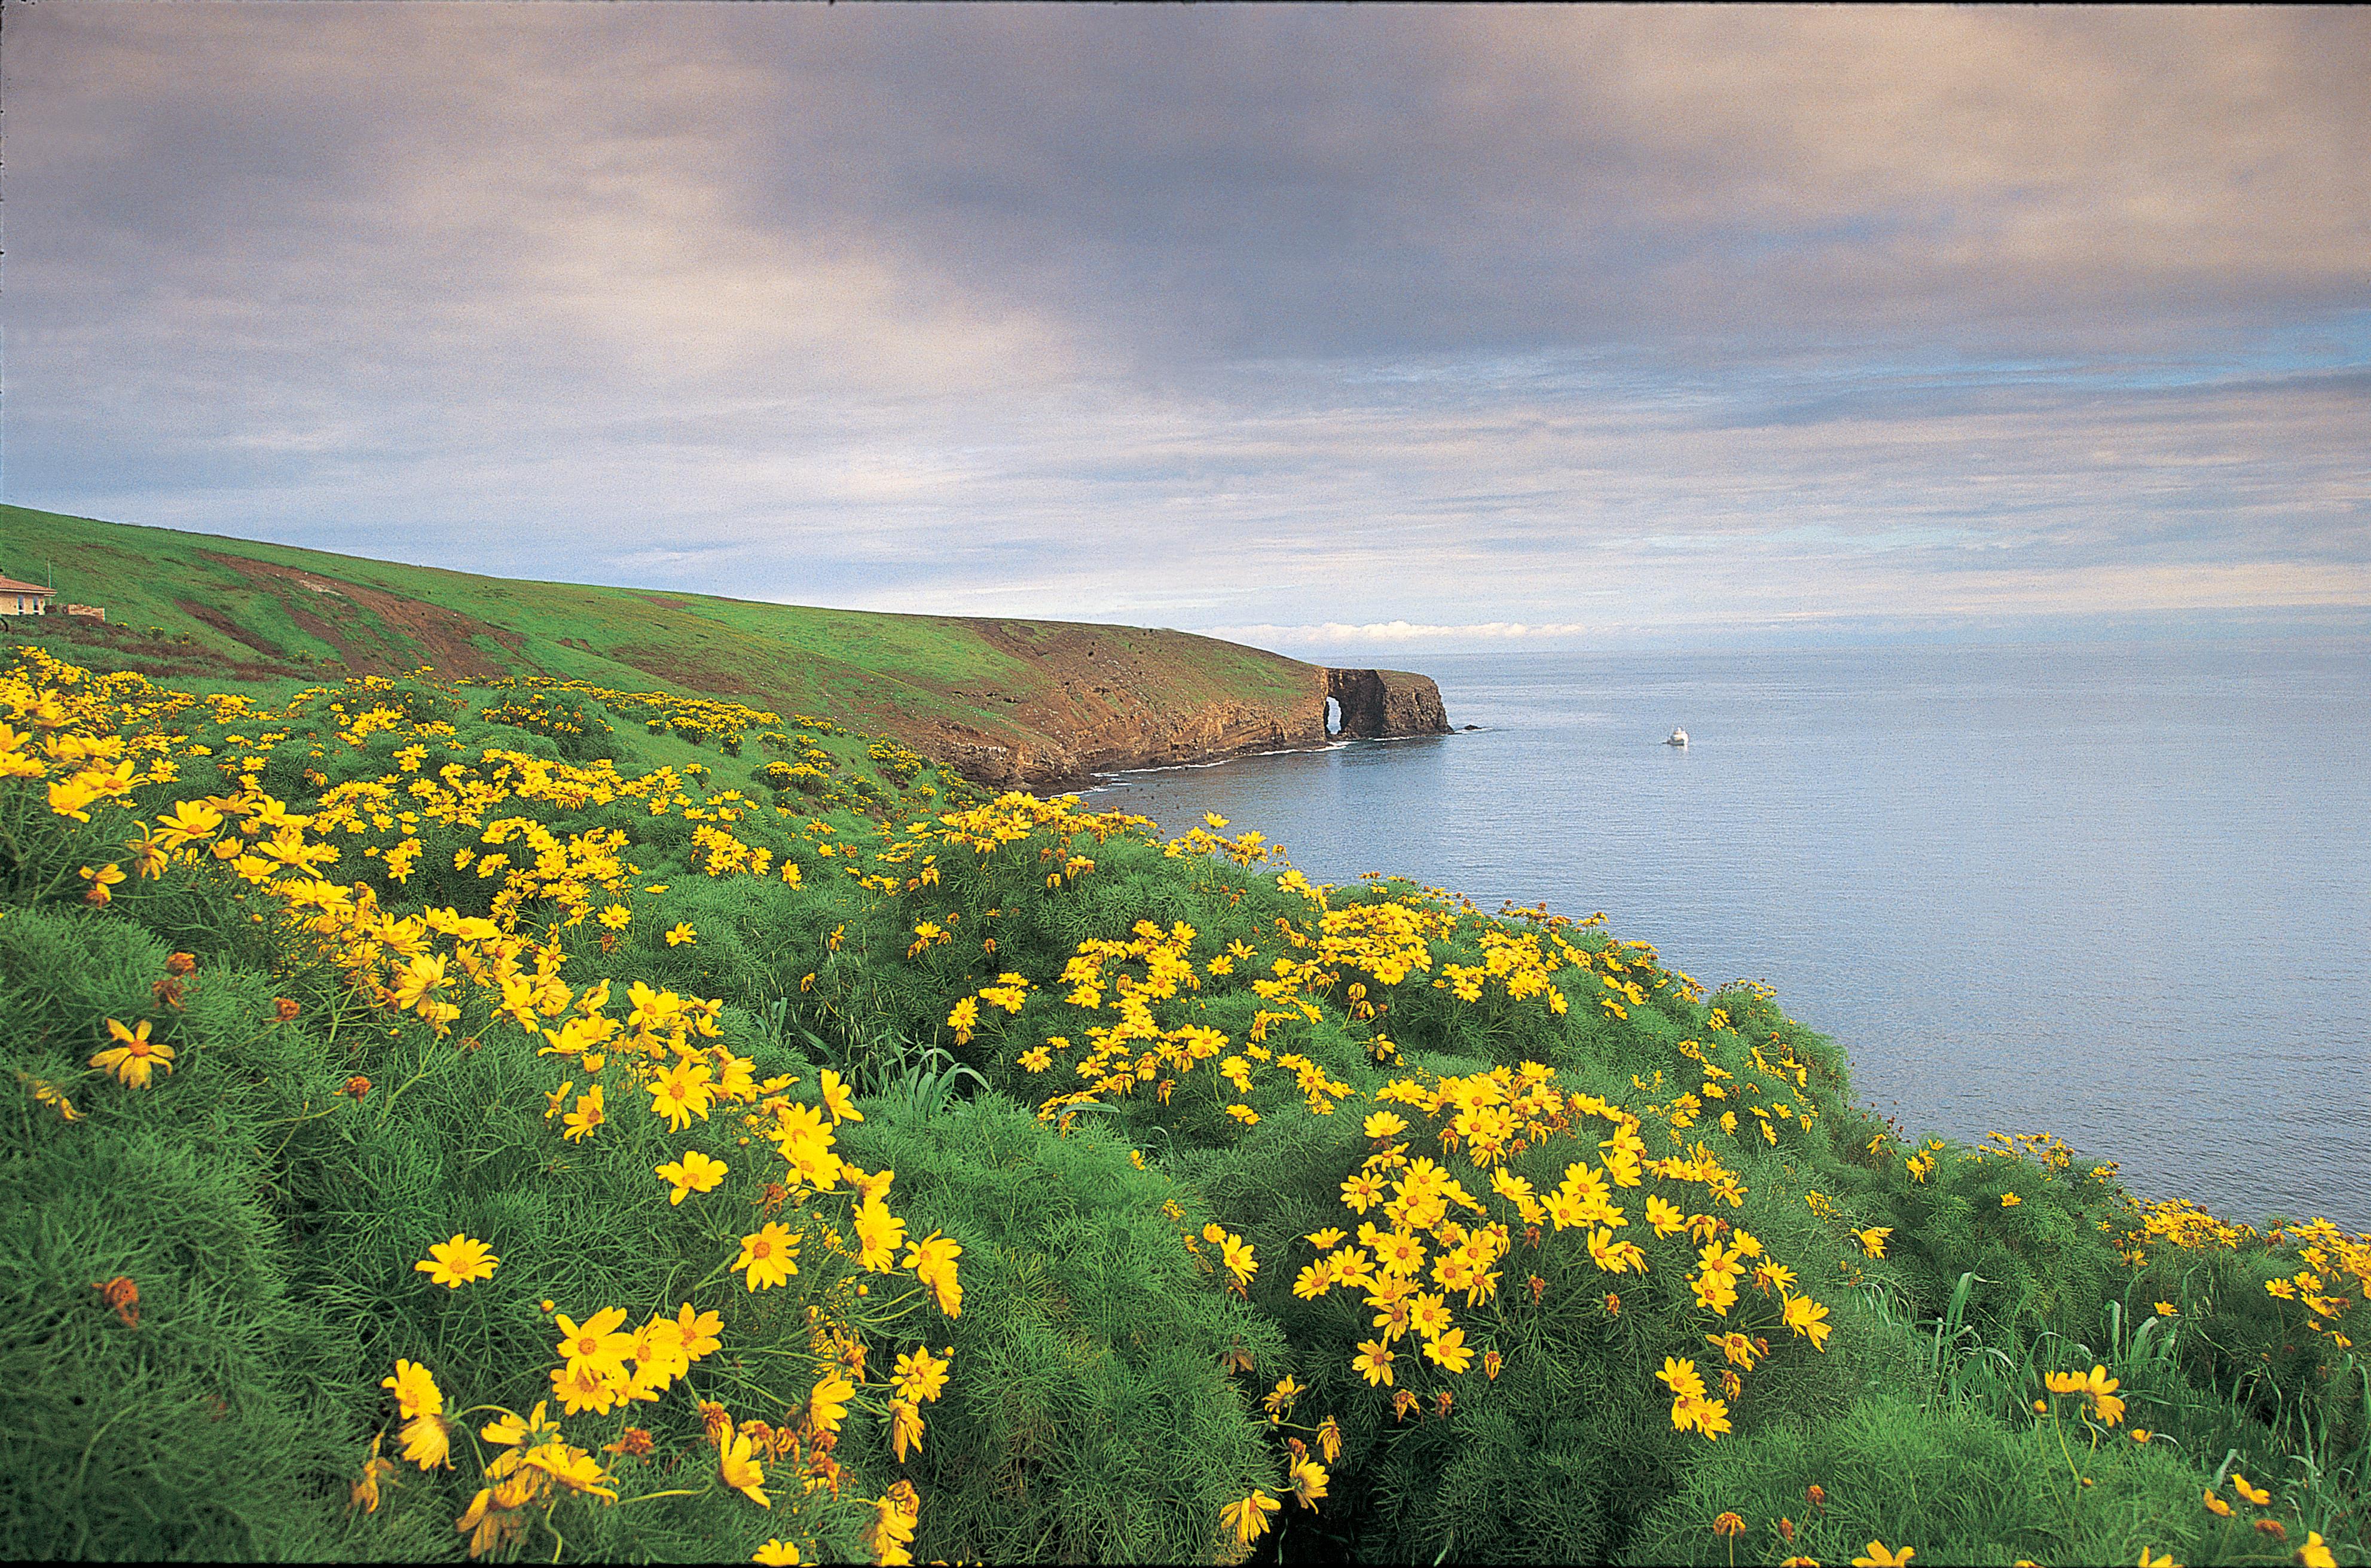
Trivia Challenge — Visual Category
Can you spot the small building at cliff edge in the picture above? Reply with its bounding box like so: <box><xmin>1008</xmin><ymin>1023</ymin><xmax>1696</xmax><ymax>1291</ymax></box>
<box><xmin>0</xmin><ymin>575</ymin><xmax>55</xmax><ymax>616</ymax></box>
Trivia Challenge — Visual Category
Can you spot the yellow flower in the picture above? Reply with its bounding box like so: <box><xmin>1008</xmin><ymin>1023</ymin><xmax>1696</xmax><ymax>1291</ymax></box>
<box><xmin>1221</xmin><ymin>1490</ymin><xmax>1281</xmax><ymax>1549</ymax></box>
<box><xmin>854</xmin><ymin>1196</ymin><xmax>908</xmax><ymax>1271</ymax></box>
<box><xmin>1853</xmin><ymin>1227</ymin><xmax>1892</xmax><ymax>1259</ymax></box>
<box><xmin>1706</xmin><ymin>1331</ymin><xmax>1758</xmax><ymax>1370</ymax></box>
<box><xmin>1424</xmin><ymin>1327</ymin><xmax>1474</xmax><ymax>1374</ymax></box>
<box><xmin>562</xmin><ymin>1084</ymin><xmax>606</xmax><ymax>1141</ymax></box>
<box><xmin>893</xmin><ymin>1345</ymin><xmax>952</xmax><ymax>1404</ymax></box>
<box><xmin>655</xmin><ymin>1150</ymin><xmax>728</xmax><ymax>1205</ymax></box>
<box><xmin>153</xmin><ymin>799</ymin><xmax>224</xmax><ymax>849</ymax></box>
<box><xmin>674</xmin><ymin>1303</ymin><xmax>723</xmax><ymax>1361</ymax></box>
<box><xmin>2231</xmin><ymin>1474</ymin><xmax>2271</xmax><ymax>1506</ymax></box>
<box><xmin>2203</xmin><ymin>1488</ymin><xmax>2233</xmax><ymax>1517</ymax></box>
<box><xmin>555</xmin><ymin>1307</ymin><xmax>634</xmax><ymax>1379</ymax></box>
<box><xmin>2067</xmin><ymin>1364</ymin><xmax>2125</xmax><ymax>1426</ymax></box>
<box><xmin>2154</xmin><ymin>1301</ymin><xmax>2178</xmax><ymax>1316</ymax></box>
<box><xmin>2137</xmin><ymin>1549</ymin><xmax>2181</xmax><ymax>1568</ymax></box>
<box><xmin>550</xmin><ymin>1361</ymin><xmax>628</xmax><ymax>1419</ymax></box>
<box><xmin>1364</xmin><ymin>1110</ymin><xmax>1409</xmax><ymax>1139</ymax></box>
<box><xmin>1288</xmin><ymin>1455</ymin><xmax>1329</xmax><ymax>1509</ymax></box>
<box><xmin>387</xmin><ymin>953</ymin><xmax>451</xmax><ymax>1017</ymax></box>
<box><xmin>349</xmin><ymin>1431</ymin><xmax>398</xmax><ymax>1515</ymax></box>
<box><xmin>90</xmin><ymin>1017</ymin><xmax>175</xmax><ymax>1089</ymax></box>
<box><xmin>1657</xmin><ymin>1357</ymin><xmax>1707</xmax><ymax>1401</ymax></box>
<box><xmin>1219</xmin><ymin>1232</ymin><xmax>1258</xmax><ymax>1289</ymax></box>
<box><xmin>665</xmin><ymin>922</ymin><xmax>696</xmax><ymax>946</ymax></box>
<box><xmin>628</xmin><ymin>1315</ymin><xmax>689</xmax><ymax>1384</ymax></box>
<box><xmin>818</xmin><ymin>1068</ymin><xmax>863</xmax><ymax>1125</ymax></box>
<box><xmin>719</xmin><ymin>1428</ymin><xmax>770</xmax><ymax>1507</ymax></box>
<box><xmin>806</xmin><ymin>1374</ymin><xmax>855</xmax><ymax>1436</ymax></box>
<box><xmin>1782</xmin><ymin>1292</ymin><xmax>1834</xmax><ymax>1352</ymax></box>
<box><xmin>902</xmin><ymin>1231</ymin><xmax>963</xmax><ymax>1317</ymax></box>
<box><xmin>737</xmin><ymin>1223</ymin><xmax>800</xmax><ymax>1291</ymax></box>
<box><xmin>382</xmin><ymin>1359</ymin><xmax>444</xmax><ymax>1419</ymax></box>
<box><xmin>890</xmin><ymin>1398</ymin><xmax>924</xmax><ymax>1462</ymax></box>
<box><xmin>752</xmin><ymin>1541</ymin><xmax>802</xmax><ymax>1566</ymax></box>
<box><xmin>1353</xmin><ymin>1339</ymin><xmax>1395</xmax><ymax>1387</ymax></box>
<box><xmin>1679</xmin><ymin>1394</ymin><xmax>1733</xmax><ymax>1439</ymax></box>
<box><xmin>2298</xmin><ymin>1531</ymin><xmax>2335</xmax><ymax>1568</ymax></box>
<box><xmin>26</xmin><ymin>1077</ymin><xmax>79</xmax><ymax>1121</ymax></box>
<box><xmin>2000</xmin><ymin>1193</ymin><xmax>2023</xmax><ymax>1208</ymax></box>
<box><xmin>78</xmin><ymin>862</ymin><xmax>126</xmax><ymax>904</ymax></box>
<box><xmin>1853</xmin><ymin>1544</ymin><xmax>1915</xmax><ymax>1567</ymax></box>
<box><xmin>398</xmin><ymin>1411</ymin><xmax>453</xmax><ymax>1471</ymax></box>
<box><xmin>866</xmin><ymin>1483</ymin><xmax>921</xmax><ymax>1566</ymax></box>
<box><xmin>415</xmin><ymin>1233</ymin><xmax>499</xmax><ymax>1288</ymax></box>
<box><xmin>647</xmin><ymin>1057</ymin><xmax>716</xmax><ymax>1133</ymax></box>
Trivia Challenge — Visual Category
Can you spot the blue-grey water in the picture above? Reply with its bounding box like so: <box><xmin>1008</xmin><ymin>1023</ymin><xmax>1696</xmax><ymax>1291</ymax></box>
<box><xmin>1086</xmin><ymin>640</ymin><xmax>2371</xmax><ymax>1231</ymax></box>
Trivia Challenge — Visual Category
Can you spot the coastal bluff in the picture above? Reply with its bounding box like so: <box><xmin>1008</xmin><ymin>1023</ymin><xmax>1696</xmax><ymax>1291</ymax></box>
<box><xmin>919</xmin><ymin>626</ymin><xmax>1454</xmax><ymax>788</ymax></box>
<box><xmin>0</xmin><ymin>504</ymin><xmax>1453</xmax><ymax>794</ymax></box>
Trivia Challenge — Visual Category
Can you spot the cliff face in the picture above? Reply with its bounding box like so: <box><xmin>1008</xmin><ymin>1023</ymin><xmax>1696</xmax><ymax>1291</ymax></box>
<box><xmin>0</xmin><ymin>503</ymin><xmax>1456</xmax><ymax>794</ymax></box>
<box><xmin>921</xmin><ymin>661</ymin><xmax>1453</xmax><ymax>789</ymax></box>
<box><xmin>931</xmin><ymin>689</ymin><xmax>1329</xmax><ymax>788</ymax></box>
<box><xmin>1325</xmin><ymin>667</ymin><xmax>1452</xmax><ymax>741</ymax></box>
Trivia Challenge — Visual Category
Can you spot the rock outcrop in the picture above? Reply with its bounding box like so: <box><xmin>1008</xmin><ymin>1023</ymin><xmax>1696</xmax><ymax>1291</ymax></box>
<box><xmin>916</xmin><ymin>659</ymin><xmax>1452</xmax><ymax>789</ymax></box>
<box><xmin>935</xmin><ymin>693</ymin><xmax>1328</xmax><ymax>789</ymax></box>
<box><xmin>1324</xmin><ymin>667</ymin><xmax>1453</xmax><ymax>741</ymax></box>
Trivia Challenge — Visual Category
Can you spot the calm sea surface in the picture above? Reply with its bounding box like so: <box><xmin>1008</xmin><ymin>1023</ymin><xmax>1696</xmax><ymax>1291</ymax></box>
<box><xmin>1086</xmin><ymin>640</ymin><xmax>2371</xmax><ymax>1230</ymax></box>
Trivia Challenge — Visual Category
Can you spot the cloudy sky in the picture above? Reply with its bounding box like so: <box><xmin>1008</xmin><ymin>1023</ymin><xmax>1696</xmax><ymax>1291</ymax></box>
<box><xmin>5</xmin><ymin>4</ymin><xmax>2366</xmax><ymax>653</ymax></box>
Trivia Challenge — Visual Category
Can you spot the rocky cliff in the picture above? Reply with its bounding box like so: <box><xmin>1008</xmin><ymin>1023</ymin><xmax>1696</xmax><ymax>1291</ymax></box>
<box><xmin>1325</xmin><ymin>667</ymin><xmax>1453</xmax><ymax>741</ymax></box>
<box><xmin>0</xmin><ymin>505</ymin><xmax>1455</xmax><ymax>794</ymax></box>
<box><xmin>924</xmin><ymin>658</ymin><xmax>1453</xmax><ymax>790</ymax></box>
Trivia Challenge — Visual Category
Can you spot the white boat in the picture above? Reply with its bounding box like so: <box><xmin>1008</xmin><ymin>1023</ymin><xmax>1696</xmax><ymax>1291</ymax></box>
<box><xmin>1666</xmin><ymin>728</ymin><xmax>1688</xmax><ymax>747</ymax></box>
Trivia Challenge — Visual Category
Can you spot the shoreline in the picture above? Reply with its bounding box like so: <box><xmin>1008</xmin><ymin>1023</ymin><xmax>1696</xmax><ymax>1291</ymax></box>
<box><xmin>1065</xmin><ymin>727</ymin><xmax>1465</xmax><ymax>799</ymax></box>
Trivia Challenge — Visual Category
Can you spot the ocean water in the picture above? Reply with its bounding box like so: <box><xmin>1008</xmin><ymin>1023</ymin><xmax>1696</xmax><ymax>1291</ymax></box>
<box><xmin>1085</xmin><ymin>639</ymin><xmax>2371</xmax><ymax>1230</ymax></box>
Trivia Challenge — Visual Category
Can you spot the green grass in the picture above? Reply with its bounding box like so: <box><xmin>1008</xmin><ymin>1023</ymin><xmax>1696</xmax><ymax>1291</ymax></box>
<box><xmin>0</xmin><ymin>503</ymin><xmax>1320</xmax><ymax>778</ymax></box>
<box><xmin>2</xmin><ymin>641</ymin><xmax>2363</xmax><ymax>1564</ymax></box>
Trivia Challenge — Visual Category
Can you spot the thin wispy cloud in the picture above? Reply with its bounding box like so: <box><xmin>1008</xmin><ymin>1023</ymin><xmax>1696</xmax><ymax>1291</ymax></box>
<box><xmin>3</xmin><ymin>3</ymin><xmax>2364</xmax><ymax>651</ymax></box>
<box><xmin>1211</xmin><ymin>622</ymin><xmax>1598</xmax><ymax>648</ymax></box>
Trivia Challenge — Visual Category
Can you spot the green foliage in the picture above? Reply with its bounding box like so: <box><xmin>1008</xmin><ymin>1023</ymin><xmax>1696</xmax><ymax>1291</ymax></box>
<box><xmin>840</xmin><ymin>1102</ymin><xmax>1279</xmax><ymax>1563</ymax></box>
<box><xmin>0</xmin><ymin>500</ymin><xmax>1325</xmax><ymax>781</ymax></box>
<box><xmin>478</xmin><ymin>692</ymin><xmax>616</xmax><ymax>763</ymax></box>
<box><xmin>1627</xmin><ymin>1398</ymin><xmax>2271</xmax><ymax>1567</ymax></box>
<box><xmin>5</xmin><ymin>641</ymin><xmax>2366</xmax><ymax>1564</ymax></box>
<box><xmin>0</xmin><ymin>907</ymin><xmax>430</xmax><ymax>1560</ymax></box>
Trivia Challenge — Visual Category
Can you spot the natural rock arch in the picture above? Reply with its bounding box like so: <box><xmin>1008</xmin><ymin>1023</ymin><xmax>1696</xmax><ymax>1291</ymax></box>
<box><xmin>1320</xmin><ymin>667</ymin><xmax>1452</xmax><ymax>740</ymax></box>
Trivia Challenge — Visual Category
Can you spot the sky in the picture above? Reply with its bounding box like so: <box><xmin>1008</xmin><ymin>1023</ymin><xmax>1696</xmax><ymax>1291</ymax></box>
<box><xmin>4</xmin><ymin>3</ymin><xmax>2366</xmax><ymax>656</ymax></box>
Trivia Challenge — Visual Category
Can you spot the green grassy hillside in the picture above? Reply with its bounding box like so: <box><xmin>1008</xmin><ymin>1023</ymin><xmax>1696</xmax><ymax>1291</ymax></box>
<box><xmin>2</xmin><ymin>643</ymin><xmax>2364</xmax><ymax>1566</ymax></box>
<box><xmin>0</xmin><ymin>504</ymin><xmax>1322</xmax><ymax>783</ymax></box>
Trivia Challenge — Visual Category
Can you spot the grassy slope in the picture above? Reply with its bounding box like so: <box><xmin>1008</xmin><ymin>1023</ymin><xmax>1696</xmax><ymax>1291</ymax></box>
<box><xmin>0</xmin><ymin>503</ymin><xmax>1318</xmax><ymax>771</ymax></box>
<box><xmin>4</xmin><ymin>638</ymin><xmax>2363</xmax><ymax>1564</ymax></box>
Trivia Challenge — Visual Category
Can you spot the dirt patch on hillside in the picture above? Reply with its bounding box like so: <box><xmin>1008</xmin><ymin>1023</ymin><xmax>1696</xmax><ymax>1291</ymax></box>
<box><xmin>175</xmin><ymin>600</ymin><xmax>292</xmax><ymax>662</ymax></box>
<box><xmin>605</xmin><ymin>643</ymin><xmax>771</xmax><ymax>698</ymax></box>
<box><xmin>5</xmin><ymin>612</ymin><xmax>316</xmax><ymax>684</ymax></box>
<box><xmin>198</xmin><ymin>552</ymin><xmax>534</xmax><ymax>677</ymax></box>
